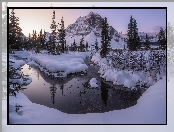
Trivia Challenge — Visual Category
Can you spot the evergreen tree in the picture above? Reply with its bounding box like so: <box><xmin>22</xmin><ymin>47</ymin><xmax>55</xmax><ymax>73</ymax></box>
<box><xmin>26</xmin><ymin>33</ymin><xmax>31</xmax><ymax>50</ymax></box>
<box><xmin>58</xmin><ymin>16</ymin><xmax>66</xmax><ymax>53</ymax></box>
<box><xmin>94</xmin><ymin>38</ymin><xmax>99</xmax><ymax>51</ymax></box>
<box><xmin>50</xmin><ymin>10</ymin><xmax>58</xmax><ymax>55</ymax></box>
<box><xmin>158</xmin><ymin>27</ymin><xmax>166</xmax><ymax>49</ymax></box>
<box><xmin>43</xmin><ymin>29</ymin><xmax>47</xmax><ymax>50</ymax></box>
<box><xmin>35</xmin><ymin>34</ymin><xmax>41</xmax><ymax>53</ymax></box>
<box><xmin>39</xmin><ymin>29</ymin><xmax>44</xmax><ymax>50</ymax></box>
<box><xmin>100</xmin><ymin>17</ymin><xmax>111</xmax><ymax>58</ymax></box>
<box><xmin>127</xmin><ymin>16</ymin><xmax>140</xmax><ymax>50</ymax></box>
<box><xmin>9</xmin><ymin>9</ymin><xmax>23</xmax><ymax>51</ymax></box>
<box><xmin>32</xmin><ymin>30</ymin><xmax>37</xmax><ymax>52</ymax></box>
<box><xmin>72</xmin><ymin>39</ymin><xmax>77</xmax><ymax>51</ymax></box>
<box><xmin>132</xmin><ymin>19</ymin><xmax>140</xmax><ymax>50</ymax></box>
<box><xmin>64</xmin><ymin>40</ymin><xmax>68</xmax><ymax>53</ymax></box>
<box><xmin>86</xmin><ymin>41</ymin><xmax>88</xmax><ymax>51</ymax></box>
<box><xmin>22</xmin><ymin>36</ymin><xmax>27</xmax><ymax>50</ymax></box>
<box><xmin>144</xmin><ymin>34</ymin><xmax>150</xmax><ymax>50</ymax></box>
<box><xmin>79</xmin><ymin>36</ymin><xmax>85</xmax><ymax>52</ymax></box>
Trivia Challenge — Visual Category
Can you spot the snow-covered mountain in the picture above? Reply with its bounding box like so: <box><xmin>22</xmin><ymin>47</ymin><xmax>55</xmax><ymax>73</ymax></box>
<box><xmin>65</xmin><ymin>12</ymin><xmax>124</xmax><ymax>49</ymax></box>
<box><xmin>138</xmin><ymin>32</ymin><xmax>158</xmax><ymax>42</ymax></box>
<box><xmin>42</xmin><ymin>12</ymin><xmax>160</xmax><ymax>49</ymax></box>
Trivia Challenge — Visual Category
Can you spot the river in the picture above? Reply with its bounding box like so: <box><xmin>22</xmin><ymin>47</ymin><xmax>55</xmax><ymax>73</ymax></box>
<box><xmin>20</xmin><ymin>56</ymin><xmax>142</xmax><ymax>114</ymax></box>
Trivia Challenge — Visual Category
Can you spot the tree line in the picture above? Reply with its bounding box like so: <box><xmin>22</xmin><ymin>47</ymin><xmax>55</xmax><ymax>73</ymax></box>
<box><xmin>99</xmin><ymin>15</ymin><xmax>166</xmax><ymax>58</ymax></box>
<box><xmin>9</xmin><ymin>9</ymin><xmax>166</xmax><ymax>56</ymax></box>
<box><xmin>9</xmin><ymin>9</ymin><xmax>67</xmax><ymax>54</ymax></box>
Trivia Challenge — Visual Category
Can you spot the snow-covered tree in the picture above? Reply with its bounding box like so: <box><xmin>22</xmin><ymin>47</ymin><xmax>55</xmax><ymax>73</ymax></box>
<box><xmin>100</xmin><ymin>17</ymin><xmax>111</xmax><ymax>58</ymax></box>
<box><xmin>158</xmin><ymin>27</ymin><xmax>166</xmax><ymax>49</ymax></box>
<box><xmin>9</xmin><ymin>9</ymin><xmax>23</xmax><ymax>51</ymax></box>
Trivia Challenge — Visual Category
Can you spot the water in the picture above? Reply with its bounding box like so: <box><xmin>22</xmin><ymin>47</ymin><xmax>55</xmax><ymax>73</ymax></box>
<box><xmin>20</xmin><ymin>57</ymin><xmax>142</xmax><ymax>114</ymax></box>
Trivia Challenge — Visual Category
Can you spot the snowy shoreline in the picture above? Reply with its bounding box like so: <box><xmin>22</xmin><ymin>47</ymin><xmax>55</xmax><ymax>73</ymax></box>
<box><xmin>7</xmin><ymin>76</ymin><xmax>166</xmax><ymax>124</ymax></box>
<box><xmin>28</xmin><ymin>51</ymin><xmax>91</xmax><ymax>78</ymax></box>
<box><xmin>7</xmin><ymin>50</ymin><xmax>166</xmax><ymax>124</ymax></box>
<box><xmin>91</xmin><ymin>51</ymin><xmax>166</xmax><ymax>89</ymax></box>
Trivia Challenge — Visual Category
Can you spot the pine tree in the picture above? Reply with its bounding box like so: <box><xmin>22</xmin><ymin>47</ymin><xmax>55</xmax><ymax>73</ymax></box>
<box><xmin>50</xmin><ymin>10</ymin><xmax>58</xmax><ymax>55</ymax></box>
<box><xmin>86</xmin><ymin>41</ymin><xmax>88</xmax><ymax>51</ymax></box>
<box><xmin>144</xmin><ymin>34</ymin><xmax>150</xmax><ymax>50</ymax></box>
<box><xmin>79</xmin><ymin>36</ymin><xmax>85</xmax><ymax>52</ymax></box>
<box><xmin>132</xmin><ymin>19</ymin><xmax>140</xmax><ymax>50</ymax></box>
<box><xmin>43</xmin><ymin>29</ymin><xmax>47</xmax><ymax>50</ymax></box>
<box><xmin>72</xmin><ymin>39</ymin><xmax>77</xmax><ymax>51</ymax></box>
<box><xmin>158</xmin><ymin>27</ymin><xmax>166</xmax><ymax>49</ymax></box>
<box><xmin>32</xmin><ymin>30</ymin><xmax>37</xmax><ymax>52</ymax></box>
<box><xmin>9</xmin><ymin>9</ymin><xmax>23</xmax><ymax>51</ymax></box>
<box><xmin>100</xmin><ymin>17</ymin><xmax>111</xmax><ymax>58</ymax></box>
<box><xmin>58</xmin><ymin>16</ymin><xmax>66</xmax><ymax>53</ymax></box>
<box><xmin>35</xmin><ymin>33</ymin><xmax>41</xmax><ymax>53</ymax></box>
<box><xmin>127</xmin><ymin>16</ymin><xmax>140</xmax><ymax>50</ymax></box>
<box><xmin>39</xmin><ymin>29</ymin><xmax>43</xmax><ymax>50</ymax></box>
<box><xmin>94</xmin><ymin>38</ymin><xmax>99</xmax><ymax>51</ymax></box>
<box><xmin>26</xmin><ymin>33</ymin><xmax>31</xmax><ymax>50</ymax></box>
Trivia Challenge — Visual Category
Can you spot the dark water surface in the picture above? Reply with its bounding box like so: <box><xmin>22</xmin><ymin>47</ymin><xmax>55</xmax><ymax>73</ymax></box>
<box><xmin>20</xmin><ymin>57</ymin><xmax>142</xmax><ymax>114</ymax></box>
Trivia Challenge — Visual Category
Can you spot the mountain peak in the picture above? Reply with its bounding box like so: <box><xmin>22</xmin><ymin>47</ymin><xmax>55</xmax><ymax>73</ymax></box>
<box><xmin>88</xmin><ymin>11</ymin><xmax>94</xmax><ymax>16</ymax></box>
<box><xmin>66</xmin><ymin>12</ymin><xmax>118</xmax><ymax>37</ymax></box>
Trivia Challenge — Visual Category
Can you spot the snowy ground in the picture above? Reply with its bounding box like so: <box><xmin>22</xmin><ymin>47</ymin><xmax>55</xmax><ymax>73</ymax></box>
<box><xmin>6</xmin><ymin>76</ymin><xmax>166</xmax><ymax>124</ymax></box>
<box><xmin>91</xmin><ymin>52</ymin><xmax>166</xmax><ymax>88</ymax></box>
<box><xmin>26</xmin><ymin>51</ymin><xmax>91</xmax><ymax>77</ymax></box>
<box><xmin>9</xmin><ymin>56</ymin><xmax>32</xmax><ymax>86</ymax></box>
<box><xmin>6</xmin><ymin>50</ymin><xmax>166</xmax><ymax>124</ymax></box>
<box><xmin>5</xmin><ymin>50</ymin><xmax>166</xmax><ymax>124</ymax></box>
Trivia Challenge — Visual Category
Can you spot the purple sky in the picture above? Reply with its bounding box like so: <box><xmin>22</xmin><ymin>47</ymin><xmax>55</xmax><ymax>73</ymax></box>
<box><xmin>10</xmin><ymin>9</ymin><xmax>166</xmax><ymax>36</ymax></box>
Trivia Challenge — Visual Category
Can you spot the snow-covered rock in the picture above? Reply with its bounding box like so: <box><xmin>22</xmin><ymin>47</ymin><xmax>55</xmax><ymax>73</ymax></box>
<box><xmin>89</xmin><ymin>78</ymin><xmax>98</xmax><ymax>88</ymax></box>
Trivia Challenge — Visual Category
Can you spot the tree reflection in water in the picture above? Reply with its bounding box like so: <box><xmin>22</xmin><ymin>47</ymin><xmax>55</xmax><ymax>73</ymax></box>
<box><xmin>49</xmin><ymin>84</ymin><xmax>57</xmax><ymax>105</ymax></box>
<box><xmin>100</xmin><ymin>81</ymin><xmax>109</xmax><ymax>106</ymax></box>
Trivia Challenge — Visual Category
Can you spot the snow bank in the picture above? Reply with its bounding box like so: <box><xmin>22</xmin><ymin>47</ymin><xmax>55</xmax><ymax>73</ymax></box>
<box><xmin>91</xmin><ymin>51</ymin><xmax>166</xmax><ymax>88</ymax></box>
<box><xmin>9</xmin><ymin>57</ymin><xmax>25</xmax><ymax>69</ymax></box>
<box><xmin>10</xmin><ymin>50</ymin><xmax>32</xmax><ymax>59</ymax></box>
<box><xmin>9</xmin><ymin>76</ymin><xmax>32</xmax><ymax>86</ymax></box>
<box><xmin>7</xmin><ymin>77</ymin><xmax>166</xmax><ymax>124</ymax></box>
<box><xmin>89</xmin><ymin>78</ymin><xmax>98</xmax><ymax>88</ymax></box>
<box><xmin>28</xmin><ymin>52</ymin><xmax>90</xmax><ymax>77</ymax></box>
<box><xmin>9</xmin><ymin>53</ymin><xmax>32</xmax><ymax>86</ymax></box>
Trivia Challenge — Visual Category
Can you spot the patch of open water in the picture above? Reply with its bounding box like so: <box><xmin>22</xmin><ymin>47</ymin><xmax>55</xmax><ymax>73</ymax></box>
<box><xmin>20</xmin><ymin>57</ymin><xmax>143</xmax><ymax>114</ymax></box>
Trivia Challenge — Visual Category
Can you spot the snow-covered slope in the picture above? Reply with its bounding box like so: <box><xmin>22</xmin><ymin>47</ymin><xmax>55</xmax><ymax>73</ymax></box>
<box><xmin>138</xmin><ymin>32</ymin><xmax>158</xmax><ymax>42</ymax></box>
